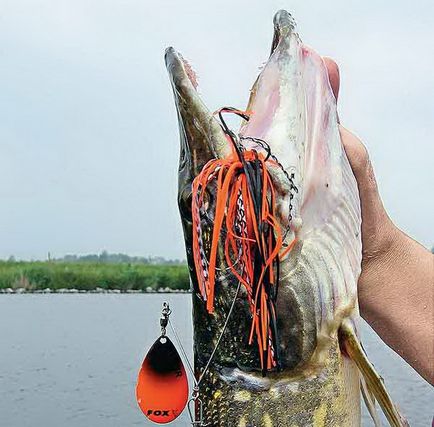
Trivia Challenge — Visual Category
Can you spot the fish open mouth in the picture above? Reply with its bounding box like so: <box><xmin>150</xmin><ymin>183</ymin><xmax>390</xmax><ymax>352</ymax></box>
<box><xmin>164</xmin><ymin>10</ymin><xmax>301</xmax><ymax>165</ymax></box>
<box><xmin>164</xmin><ymin>9</ymin><xmax>309</xmax><ymax>228</ymax></box>
<box><xmin>166</xmin><ymin>9</ymin><xmax>343</xmax><ymax>374</ymax></box>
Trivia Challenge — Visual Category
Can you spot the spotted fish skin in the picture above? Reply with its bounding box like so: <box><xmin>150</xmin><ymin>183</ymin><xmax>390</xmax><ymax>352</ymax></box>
<box><xmin>199</xmin><ymin>342</ymin><xmax>359</xmax><ymax>427</ymax></box>
<box><xmin>166</xmin><ymin>9</ymin><xmax>368</xmax><ymax>427</ymax></box>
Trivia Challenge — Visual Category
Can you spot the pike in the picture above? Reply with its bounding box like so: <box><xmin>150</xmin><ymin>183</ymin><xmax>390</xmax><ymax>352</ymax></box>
<box><xmin>165</xmin><ymin>10</ymin><xmax>408</xmax><ymax>427</ymax></box>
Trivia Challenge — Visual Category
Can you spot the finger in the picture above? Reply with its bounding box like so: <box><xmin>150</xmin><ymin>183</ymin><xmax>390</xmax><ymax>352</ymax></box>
<box><xmin>323</xmin><ymin>57</ymin><xmax>340</xmax><ymax>101</ymax></box>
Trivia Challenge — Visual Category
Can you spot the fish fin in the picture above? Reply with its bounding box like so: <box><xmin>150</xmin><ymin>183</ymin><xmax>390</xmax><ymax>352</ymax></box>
<box><xmin>339</xmin><ymin>319</ymin><xmax>409</xmax><ymax>427</ymax></box>
<box><xmin>361</xmin><ymin>375</ymin><xmax>381</xmax><ymax>427</ymax></box>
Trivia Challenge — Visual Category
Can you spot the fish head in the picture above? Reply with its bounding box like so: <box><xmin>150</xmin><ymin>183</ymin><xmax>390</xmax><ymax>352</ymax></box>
<box><xmin>166</xmin><ymin>9</ymin><xmax>361</xmax><ymax>373</ymax></box>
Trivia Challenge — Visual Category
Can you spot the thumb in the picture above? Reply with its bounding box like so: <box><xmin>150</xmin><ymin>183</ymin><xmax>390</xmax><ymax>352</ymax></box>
<box><xmin>339</xmin><ymin>125</ymin><xmax>392</xmax><ymax>251</ymax></box>
<box><xmin>323</xmin><ymin>57</ymin><xmax>340</xmax><ymax>101</ymax></box>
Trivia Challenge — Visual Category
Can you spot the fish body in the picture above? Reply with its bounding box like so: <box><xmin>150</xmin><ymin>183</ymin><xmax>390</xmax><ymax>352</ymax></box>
<box><xmin>166</xmin><ymin>10</ymin><xmax>406</xmax><ymax>427</ymax></box>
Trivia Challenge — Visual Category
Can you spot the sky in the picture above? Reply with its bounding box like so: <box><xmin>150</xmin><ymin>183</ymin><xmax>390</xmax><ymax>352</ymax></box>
<box><xmin>0</xmin><ymin>0</ymin><xmax>432</xmax><ymax>260</ymax></box>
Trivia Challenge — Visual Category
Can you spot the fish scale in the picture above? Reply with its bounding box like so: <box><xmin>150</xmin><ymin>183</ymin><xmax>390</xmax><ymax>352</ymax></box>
<box><xmin>197</xmin><ymin>343</ymin><xmax>355</xmax><ymax>426</ymax></box>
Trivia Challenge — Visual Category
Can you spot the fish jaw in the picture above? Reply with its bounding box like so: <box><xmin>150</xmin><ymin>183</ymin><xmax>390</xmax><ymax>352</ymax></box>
<box><xmin>164</xmin><ymin>47</ymin><xmax>230</xmax><ymax>175</ymax></box>
<box><xmin>240</xmin><ymin>11</ymin><xmax>305</xmax><ymax>234</ymax></box>
<box><xmin>165</xmin><ymin>47</ymin><xmax>231</xmax><ymax>287</ymax></box>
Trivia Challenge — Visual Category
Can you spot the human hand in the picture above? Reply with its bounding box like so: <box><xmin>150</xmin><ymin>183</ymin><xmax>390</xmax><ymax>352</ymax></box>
<box><xmin>323</xmin><ymin>57</ymin><xmax>434</xmax><ymax>384</ymax></box>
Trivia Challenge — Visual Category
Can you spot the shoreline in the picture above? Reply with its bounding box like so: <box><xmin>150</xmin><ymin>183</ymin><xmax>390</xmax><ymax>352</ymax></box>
<box><xmin>0</xmin><ymin>287</ymin><xmax>190</xmax><ymax>294</ymax></box>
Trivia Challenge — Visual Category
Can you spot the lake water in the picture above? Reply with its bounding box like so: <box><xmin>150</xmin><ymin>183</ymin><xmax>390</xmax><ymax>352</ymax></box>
<box><xmin>0</xmin><ymin>294</ymin><xmax>432</xmax><ymax>426</ymax></box>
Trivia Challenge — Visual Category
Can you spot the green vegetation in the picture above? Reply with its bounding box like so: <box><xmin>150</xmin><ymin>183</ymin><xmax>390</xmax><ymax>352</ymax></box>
<box><xmin>0</xmin><ymin>260</ymin><xmax>190</xmax><ymax>292</ymax></box>
<box><xmin>50</xmin><ymin>251</ymin><xmax>184</xmax><ymax>265</ymax></box>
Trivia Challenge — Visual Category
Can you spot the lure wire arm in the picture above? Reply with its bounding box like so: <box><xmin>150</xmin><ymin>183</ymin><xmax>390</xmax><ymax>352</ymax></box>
<box><xmin>168</xmin><ymin>317</ymin><xmax>196</xmax><ymax>383</ymax></box>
